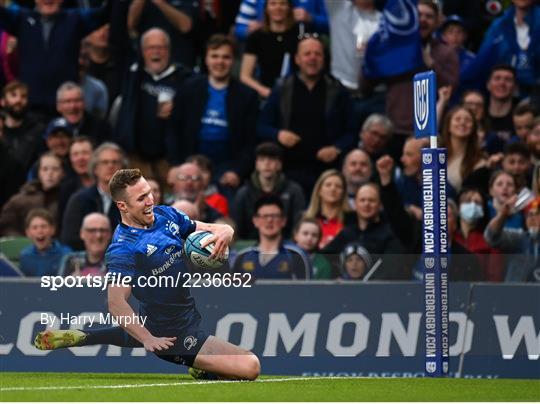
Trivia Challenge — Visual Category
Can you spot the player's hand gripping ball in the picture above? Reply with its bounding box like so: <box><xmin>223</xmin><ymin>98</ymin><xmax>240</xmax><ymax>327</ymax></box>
<box><xmin>184</xmin><ymin>230</ymin><xmax>229</xmax><ymax>269</ymax></box>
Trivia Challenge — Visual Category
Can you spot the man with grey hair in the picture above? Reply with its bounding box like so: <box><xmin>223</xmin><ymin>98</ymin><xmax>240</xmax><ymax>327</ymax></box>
<box><xmin>114</xmin><ymin>27</ymin><xmax>192</xmax><ymax>189</ymax></box>
<box><xmin>168</xmin><ymin>163</ymin><xmax>221</xmax><ymax>223</ymax></box>
<box><xmin>127</xmin><ymin>0</ymin><xmax>197</xmax><ymax>67</ymax></box>
<box><xmin>61</xmin><ymin>142</ymin><xmax>126</xmax><ymax>250</ymax></box>
<box><xmin>56</xmin><ymin>81</ymin><xmax>110</xmax><ymax>145</ymax></box>
<box><xmin>358</xmin><ymin>113</ymin><xmax>394</xmax><ymax>164</ymax></box>
<box><xmin>59</xmin><ymin>212</ymin><xmax>112</xmax><ymax>277</ymax></box>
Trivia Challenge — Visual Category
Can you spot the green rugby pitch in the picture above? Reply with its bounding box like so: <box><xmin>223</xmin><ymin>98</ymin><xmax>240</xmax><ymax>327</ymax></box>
<box><xmin>1</xmin><ymin>372</ymin><xmax>539</xmax><ymax>401</ymax></box>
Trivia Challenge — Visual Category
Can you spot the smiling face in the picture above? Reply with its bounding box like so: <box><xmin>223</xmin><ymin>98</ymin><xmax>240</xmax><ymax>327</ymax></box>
<box><xmin>206</xmin><ymin>45</ymin><xmax>234</xmax><ymax>82</ymax></box>
<box><xmin>57</xmin><ymin>87</ymin><xmax>85</xmax><ymax>125</ymax></box>
<box><xmin>80</xmin><ymin>213</ymin><xmax>111</xmax><ymax>257</ymax></box>
<box><xmin>26</xmin><ymin>216</ymin><xmax>55</xmax><ymax>251</ymax></box>
<box><xmin>142</xmin><ymin>30</ymin><xmax>170</xmax><ymax>75</ymax></box>
<box><xmin>487</xmin><ymin>69</ymin><xmax>515</xmax><ymax>101</ymax></box>
<box><xmin>449</xmin><ymin>108</ymin><xmax>475</xmax><ymax>140</ymax></box>
<box><xmin>117</xmin><ymin>177</ymin><xmax>155</xmax><ymax>228</ymax></box>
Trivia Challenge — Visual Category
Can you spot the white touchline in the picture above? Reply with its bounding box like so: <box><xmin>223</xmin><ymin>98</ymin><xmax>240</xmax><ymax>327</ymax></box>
<box><xmin>0</xmin><ymin>376</ymin><xmax>363</xmax><ymax>392</ymax></box>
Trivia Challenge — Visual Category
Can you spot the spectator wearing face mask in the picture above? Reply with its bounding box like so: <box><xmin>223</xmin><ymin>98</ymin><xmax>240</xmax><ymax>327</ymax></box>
<box><xmin>455</xmin><ymin>188</ymin><xmax>505</xmax><ymax>282</ymax></box>
<box><xmin>485</xmin><ymin>196</ymin><xmax>540</xmax><ymax>282</ymax></box>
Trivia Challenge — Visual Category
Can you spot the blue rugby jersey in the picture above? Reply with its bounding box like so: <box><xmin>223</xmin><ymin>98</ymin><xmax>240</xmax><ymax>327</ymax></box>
<box><xmin>106</xmin><ymin>205</ymin><xmax>198</xmax><ymax>333</ymax></box>
<box><xmin>233</xmin><ymin>243</ymin><xmax>311</xmax><ymax>280</ymax></box>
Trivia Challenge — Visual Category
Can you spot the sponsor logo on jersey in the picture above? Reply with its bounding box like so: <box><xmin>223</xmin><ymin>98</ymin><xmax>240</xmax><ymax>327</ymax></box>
<box><xmin>146</xmin><ymin>244</ymin><xmax>157</xmax><ymax>256</ymax></box>
<box><xmin>184</xmin><ymin>336</ymin><xmax>198</xmax><ymax>351</ymax></box>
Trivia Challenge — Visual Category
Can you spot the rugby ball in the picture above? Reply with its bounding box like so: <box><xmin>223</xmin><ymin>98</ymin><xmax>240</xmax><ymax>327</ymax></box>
<box><xmin>184</xmin><ymin>230</ymin><xmax>229</xmax><ymax>269</ymax></box>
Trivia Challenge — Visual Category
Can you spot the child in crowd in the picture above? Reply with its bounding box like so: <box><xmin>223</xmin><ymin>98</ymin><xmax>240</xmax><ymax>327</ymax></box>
<box><xmin>487</xmin><ymin>170</ymin><xmax>524</xmax><ymax>230</ymax></box>
<box><xmin>339</xmin><ymin>243</ymin><xmax>373</xmax><ymax>281</ymax></box>
<box><xmin>292</xmin><ymin>217</ymin><xmax>332</xmax><ymax>279</ymax></box>
<box><xmin>20</xmin><ymin>209</ymin><xmax>72</xmax><ymax>277</ymax></box>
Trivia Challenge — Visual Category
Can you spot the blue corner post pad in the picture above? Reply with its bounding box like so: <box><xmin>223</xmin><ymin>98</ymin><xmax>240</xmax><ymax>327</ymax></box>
<box><xmin>413</xmin><ymin>71</ymin><xmax>438</xmax><ymax>139</ymax></box>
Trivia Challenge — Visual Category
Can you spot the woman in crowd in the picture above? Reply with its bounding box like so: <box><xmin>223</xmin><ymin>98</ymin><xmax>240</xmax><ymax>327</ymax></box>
<box><xmin>487</xmin><ymin>170</ymin><xmax>524</xmax><ymax>231</ymax></box>
<box><xmin>240</xmin><ymin>0</ymin><xmax>299</xmax><ymax>99</ymax></box>
<box><xmin>462</xmin><ymin>90</ymin><xmax>488</xmax><ymax>147</ymax></box>
<box><xmin>0</xmin><ymin>152</ymin><xmax>64</xmax><ymax>236</ymax></box>
<box><xmin>441</xmin><ymin>106</ymin><xmax>489</xmax><ymax>193</ymax></box>
<box><xmin>454</xmin><ymin>188</ymin><xmax>505</xmax><ymax>281</ymax></box>
<box><xmin>303</xmin><ymin>169</ymin><xmax>349</xmax><ymax>249</ymax></box>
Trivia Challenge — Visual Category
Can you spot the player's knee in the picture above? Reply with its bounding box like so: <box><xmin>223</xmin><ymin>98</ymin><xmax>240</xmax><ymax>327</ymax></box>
<box><xmin>242</xmin><ymin>354</ymin><xmax>260</xmax><ymax>381</ymax></box>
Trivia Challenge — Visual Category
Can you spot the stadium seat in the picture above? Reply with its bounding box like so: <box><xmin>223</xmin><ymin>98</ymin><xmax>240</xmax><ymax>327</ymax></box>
<box><xmin>0</xmin><ymin>237</ymin><xmax>32</xmax><ymax>266</ymax></box>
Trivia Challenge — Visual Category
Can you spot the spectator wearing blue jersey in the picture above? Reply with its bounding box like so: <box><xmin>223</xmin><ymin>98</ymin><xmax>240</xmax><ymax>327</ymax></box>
<box><xmin>175</xmin><ymin>34</ymin><xmax>258</xmax><ymax>187</ymax></box>
<box><xmin>234</xmin><ymin>0</ymin><xmax>328</xmax><ymax>41</ymax></box>
<box><xmin>20</xmin><ymin>208</ymin><xmax>72</xmax><ymax>277</ymax></box>
<box><xmin>0</xmin><ymin>0</ymin><xmax>112</xmax><ymax>114</ymax></box>
<box><xmin>35</xmin><ymin>169</ymin><xmax>260</xmax><ymax>381</ymax></box>
<box><xmin>461</xmin><ymin>0</ymin><xmax>540</xmax><ymax>100</ymax></box>
<box><xmin>233</xmin><ymin>194</ymin><xmax>311</xmax><ymax>279</ymax></box>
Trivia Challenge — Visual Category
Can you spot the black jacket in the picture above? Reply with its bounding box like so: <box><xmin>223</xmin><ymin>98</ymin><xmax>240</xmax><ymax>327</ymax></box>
<box><xmin>175</xmin><ymin>74</ymin><xmax>259</xmax><ymax>177</ymax></box>
<box><xmin>322</xmin><ymin>218</ymin><xmax>407</xmax><ymax>280</ymax></box>
<box><xmin>60</xmin><ymin>185</ymin><xmax>120</xmax><ymax>250</ymax></box>
<box><xmin>231</xmin><ymin>172</ymin><xmax>305</xmax><ymax>239</ymax></box>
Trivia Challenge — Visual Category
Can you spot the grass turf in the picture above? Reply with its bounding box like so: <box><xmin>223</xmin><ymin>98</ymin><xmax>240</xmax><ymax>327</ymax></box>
<box><xmin>0</xmin><ymin>372</ymin><xmax>539</xmax><ymax>402</ymax></box>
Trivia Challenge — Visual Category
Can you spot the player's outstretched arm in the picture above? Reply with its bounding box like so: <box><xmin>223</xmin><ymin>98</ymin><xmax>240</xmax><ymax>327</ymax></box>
<box><xmin>194</xmin><ymin>221</ymin><xmax>234</xmax><ymax>259</ymax></box>
<box><xmin>108</xmin><ymin>284</ymin><xmax>176</xmax><ymax>352</ymax></box>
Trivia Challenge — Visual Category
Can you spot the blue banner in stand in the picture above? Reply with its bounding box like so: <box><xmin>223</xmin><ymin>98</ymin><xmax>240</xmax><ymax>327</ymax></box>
<box><xmin>414</xmin><ymin>71</ymin><xmax>438</xmax><ymax>139</ymax></box>
<box><xmin>421</xmin><ymin>148</ymin><xmax>449</xmax><ymax>377</ymax></box>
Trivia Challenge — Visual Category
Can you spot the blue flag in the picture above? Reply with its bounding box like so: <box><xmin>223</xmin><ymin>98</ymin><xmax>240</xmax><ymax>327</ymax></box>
<box><xmin>363</xmin><ymin>0</ymin><xmax>423</xmax><ymax>79</ymax></box>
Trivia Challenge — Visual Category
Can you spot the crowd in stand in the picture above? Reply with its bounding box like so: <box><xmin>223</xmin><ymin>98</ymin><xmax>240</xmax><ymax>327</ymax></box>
<box><xmin>0</xmin><ymin>0</ymin><xmax>539</xmax><ymax>283</ymax></box>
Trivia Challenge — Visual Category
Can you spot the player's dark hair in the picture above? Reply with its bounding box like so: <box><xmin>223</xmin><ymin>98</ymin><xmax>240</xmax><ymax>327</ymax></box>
<box><xmin>489</xmin><ymin>64</ymin><xmax>516</xmax><ymax>80</ymax></box>
<box><xmin>109</xmin><ymin>168</ymin><xmax>142</xmax><ymax>202</ymax></box>
<box><xmin>255</xmin><ymin>142</ymin><xmax>283</xmax><ymax>161</ymax></box>
<box><xmin>25</xmin><ymin>208</ymin><xmax>55</xmax><ymax>229</ymax></box>
<box><xmin>206</xmin><ymin>34</ymin><xmax>235</xmax><ymax>54</ymax></box>
<box><xmin>504</xmin><ymin>142</ymin><xmax>531</xmax><ymax>159</ymax></box>
<box><xmin>253</xmin><ymin>194</ymin><xmax>284</xmax><ymax>216</ymax></box>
